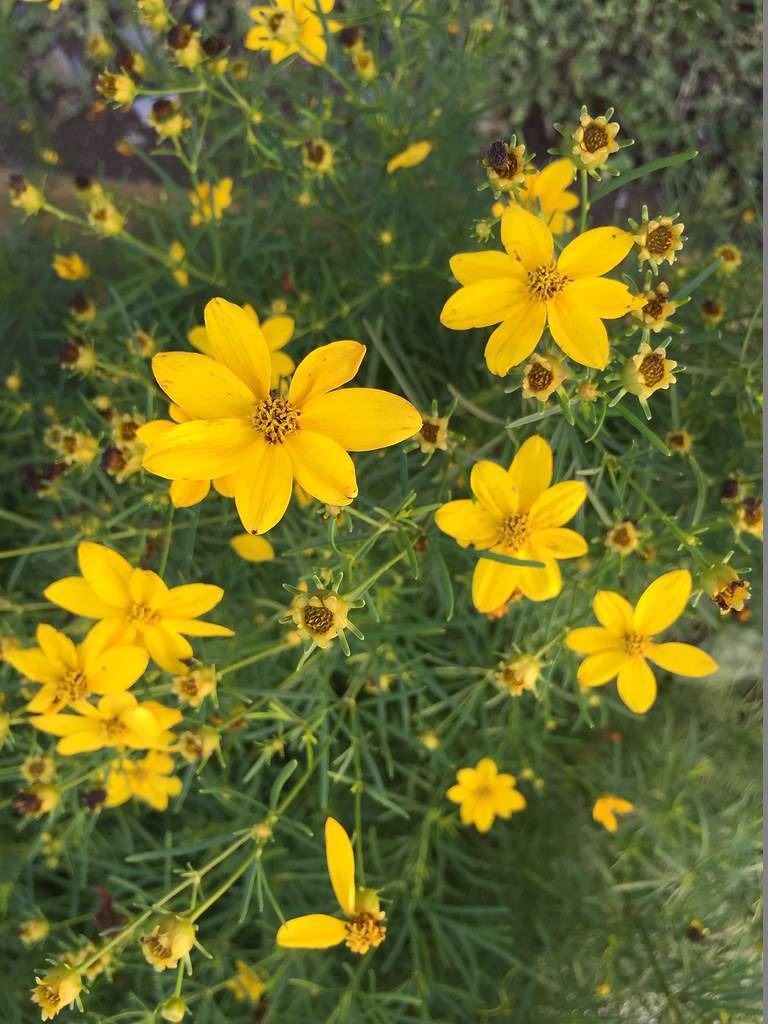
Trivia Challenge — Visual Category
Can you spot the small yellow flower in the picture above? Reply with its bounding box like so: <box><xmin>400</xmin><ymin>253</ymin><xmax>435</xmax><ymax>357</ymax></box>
<box><xmin>565</xmin><ymin>570</ymin><xmax>718</xmax><ymax>714</ymax></box>
<box><xmin>15</xmin><ymin>784</ymin><xmax>60</xmax><ymax>818</ymax></box>
<box><xmin>230</xmin><ymin>534</ymin><xmax>275</xmax><ymax>562</ymax></box>
<box><xmin>59</xmin><ymin>340</ymin><xmax>96</xmax><ymax>373</ymax></box>
<box><xmin>226</xmin><ymin>960</ymin><xmax>267</xmax><ymax>1003</ymax></box>
<box><xmin>447</xmin><ymin>757</ymin><xmax>526</xmax><ymax>832</ymax></box>
<box><xmin>496</xmin><ymin>654</ymin><xmax>540</xmax><ymax>697</ymax></box>
<box><xmin>6</xmin><ymin>371</ymin><xmax>22</xmax><ymax>391</ymax></box>
<box><xmin>167</xmin><ymin>24</ymin><xmax>204</xmax><ymax>69</ymax></box>
<box><xmin>592</xmin><ymin>795</ymin><xmax>635</xmax><ymax>832</ymax></box>
<box><xmin>148</xmin><ymin>98</ymin><xmax>190</xmax><ymax>139</ymax></box>
<box><xmin>623</xmin><ymin>342</ymin><xmax>677</xmax><ymax>399</ymax></box>
<box><xmin>441</xmin><ymin>205</ymin><xmax>643</xmax><ymax>374</ymax></box>
<box><xmin>289</xmin><ymin>588</ymin><xmax>352</xmax><ymax>650</ymax></box>
<box><xmin>277</xmin><ymin>817</ymin><xmax>386</xmax><ymax>953</ymax></box>
<box><xmin>303</xmin><ymin>138</ymin><xmax>334</xmax><ymax>174</ymax></box>
<box><xmin>632</xmin><ymin>281</ymin><xmax>677</xmax><ymax>332</ymax></box>
<box><xmin>86</xmin><ymin>33</ymin><xmax>113</xmax><ymax>59</ymax></box>
<box><xmin>21</xmin><ymin>755</ymin><xmax>56</xmax><ymax>783</ymax></box>
<box><xmin>94</xmin><ymin>72</ymin><xmax>137</xmax><ymax>107</ymax></box>
<box><xmin>30</xmin><ymin>965</ymin><xmax>82</xmax><ymax>1021</ymax></box>
<box><xmin>735</xmin><ymin>497</ymin><xmax>763</xmax><ymax>538</ymax></box>
<box><xmin>68</xmin><ymin>293</ymin><xmax>97</xmax><ymax>322</ymax></box>
<box><xmin>386</xmin><ymin>141</ymin><xmax>432</xmax><ymax>173</ymax></box>
<box><xmin>572</xmin><ymin>110</ymin><xmax>620</xmax><ymax>171</ymax></box>
<box><xmin>353</xmin><ymin>48</ymin><xmax>376</xmax><ymax>81</ymax></box>
<box><xmin>179</xmin><ymin>725</ymin><xmax>220</xmax><ymax>763</ymax></box>
<box><xmin>9</xmin><ymin>174</ymin><xmax>45</xmax><ymax>216</ymax></box>
<box><xmin>132</xmin><ymin>330</ymin><xmax>156</xmax><ymax>358</ymax></box>
<box><xmin>44</xmin><ymin>426</ymin><xmax>99</xmax><ymax>466</ymax></box>
<box><xmin>19</xmin><ymin>917</ymin><xmax>50</xmax><ymax>946</ymax></box>
<box><xmin>189</xmin><ymin>178</ymin><xmax>233</xmax><ymax>225</ymax></box>
<box><xmin>419</xmin><ymin>730</ymin><xmax>440</xmax><ymax>750</ymax></box>
<box><xmin>605</xmin><ymin>519</ymin><xmax>640</xmax><ymax>554</ymax></box>
<box><xmin>666</xmin><ymin>429</ymin><xmax>693</xmax><ymax>455</ymax></box>
<box><xmin>702</xmin><ymin>564</ymin><xmax>751</xmax><ymax>615</ymax></box>
<box><xmin>435</xmin><ymin>435</ymin><xmax>587</xmax><ymax>613</ymax></box>
<box><xmin>104</xmin><ymin>751</ymin><xmax>182</xmax><ymax>811</ymax></box>
<box><xmin>43</xmin><ymin>541</ymin><xmax>233</xmax><ymax>673</ymax></box>
<box><xmin>714</xmin><ymin>243</ymin><xmax>742</xmax><ymax>274</ymax></box>
<box><xmin>700</xmin><ymin>298</ymin><xmax>725</xmax><ymax>326</ymax></box>
<box><xmin>246</xmin><ymin>0</ymin><xmax>341</xmax><ymax>65</ymax></box>
<box><xmin>595</xmin><ymin>982</ymin><xmax>612</xmax><ymax>998</ymax></box>
<box><xmin>484</xmin><ymin>140</ymin><xmax>527</xmax><ymax>192</ymax></box>
<box><xmin>172</xmin><ymin>665</ymin><xmax>217</xmax><ymax>706</ymax></box>
<box><xmin>141</xmin><ymin>914</ymin><xmax>197</xmax><ymax>971</ymax></box>
<box><xmin>40</xmin><ymin>148</ymin><xmax>60</xmax><ymax>165</ymax></box>
<box><xmin>169</xmin><ymin>241</ymin><xmax>189</xmax><ymax>287</ymax></box>
<box><xmin>137</xmin><ymin>0</ymin><xmax>170</xmax><ymax>32</ymax></box>
<box><xmin>417</xmin><ymin>415</ymin><xmax>449</xmax><ymax>454</ymax></box>
<box><xmin>88</xmin><ymin>200</ymin><xmax>125</xmax><ymax>235</ymax></box>
<box><xmin>634</xmin><ymin>215</ymin><xmax>684</xmax><ymax>269</ymax></box>
<box><xmin>522</xmin><ymin>353</ymin><xmax>568</xmax><ymax>401</ymax></box>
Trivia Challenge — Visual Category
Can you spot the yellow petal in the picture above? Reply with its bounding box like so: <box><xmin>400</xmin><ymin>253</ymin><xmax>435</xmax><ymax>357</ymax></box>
<box><xmin>434</xmin><ymin>500</ymin><xmax>499</xmax><ymax>548</ymax></box>
<box><xmin>78</xmin><ymin>542</ymin><xmax>132</xmax><ymax>607</ymax></box>
<box><xmin>500</xmin><ymin>204</ymin><xmax>554</xmax><ymax>267</ymax></box>
<box><xmin>234</xmin><ymin>440</ymin><xmax>293</xmax><ymax>534</ymax></box>
<box><xmin>633</xmin><ymin>570</ymin><xmax>691</xmax><ymax>636</ymax></box>
<box><xmin>170</xmin><ymin>479</ymin><xmax>211</xmax><ymax>508</ymax></box>
<box><xmin>593</xmin><ymin>590</ymin><xmax>635</xmax><ymax>634</ymax></box>
<box><xmin>143</xmin><ymin>626</ymin><xmax>193</xmax><ymax>673</ymax></box>
<box><xmin>616</xmin><ymin>657</ymin><xmax>657</xmax><ymax>713</ymax></box>
<box><xmin>162</xmin><ymin>618</ymin><xmax>233</xmax><ymax>637</ymax></box>
<box><xmin>30</xmin><ymin>712</ymin><xmax>93</xmax><ymax>737</ymax></box>
<box><xmin>289</xmin><ymin>341</ymin><xmax>366</xmax><ymax>407</ymax></box>
<box><xmin>472</xmin><ymin>557</ymin><xmax>521</xmax><ymax>613</ymax></box>
<box><xmin>187</xmin><ymin>324</ymin><xmax>212</xmax><ymax>355</ymax></box>
<box><xmin>151</xmin><ymin>352</ymin><xmax>256</xmax><ymax>419</ymax></box>
<box><xmin>36</xmin><ymin>623</ymin><xmax>76</xmax><ymax>667</ymax></box>
<box><xmin>470</xmin><ymin>461</ymin><xmax>517</xmax><ymax>518</ymax></box>
<box><xmin>284</xmin><ymin>430</ymin><xmax>357</xmax><ymax>505</ymax></box>
<box><xmin>531</xmin><ymin>527</ymin><xmax>587</xmax><ymax>559</ymax></box>
<box><xmin>129</xmin><ymin>568</ymin><xmax>168</xmax><ymax>607</ymax></box>
<box><xmin>533</xmin><ymin>158</ymin><xmax>575</xmax><ymax>197</ymax></box>
<box><xmin>143</xmin><ymin>420</ymin><xmax>257</xmax><ymax>480</ymax></box>
<box><xmin>483</xmin><ymin>295</ymin><xmax>546</xmax><ymax>376</ymax></box>
<box><xmin>213</xmin><ymin>472</ymin><xmax>237</xmax><ymax>497</ymax></box>
<box><xmin>204</xmin><ymin>297</ymin><xmax>271</xmax><ymax>398</ymax></box>
<box><xmin>276</xmin><ymin>914</ymin><xmax>348</xmax><ymax>949</ymax></box>
<box><xmin>5</xmin><ymin>648</ymin><xmax>59</xmax><ymax>684</ymax></box>
<box><xmin>161</xmin><ymin>584</ymin><xmax>224</xmax><ymax>619</ymax></box>
<box><xmin>577</xmin><ymin>649</ymin><xmax>625</xmax><ymax>686</ymax></box>
<box><xmin>299</xmin><ymin>388</ymin><xmax>422</xmax><ymax>451</ymax></box>
<box><xmin>44</xmin><ymin>578</ymin><xmax>122</xmax><ymax>619</ymax></box>
<box><xmin>58</xmin><ymin>727</ymin><xmax>106</xmax><ymax>756</ymax></box>
<box><xmin>137</xmin><ymin>420</ymin><xmax>174</xmax><ymax>445</ymax></box>
<box><xmin>556</xmin><ymin>226</ymin><xmax>635</xmax><ymax>279</ymax></box>
<box><xmin>448</xmin><ymin>251</ymin><xmax>525</xmax><ymax>286</ymax></box>
<box><xmin>386</xmin><ymin>140</ymin><xmax>432</xmax><ymax>172</ymax></box>
<box><xmin>565</xmin><ymin>627</ymin><xmax>618</xmax><ymax>654</ymax></box>
<box><xmin>87</xmin><ymin>646</ymin><xmax>149</xmax><ymax>693</ymax></box>
<box><xmin>517</xmin><ymin>557</ymin><xmax>562</xmax><ymax>602</ymax></box>
<box><xmin>269</xmin><ymin>350</ymin><xmax>295</xmax><ymax>387</ymax></box>
<box><xmin>440</xmin><ymin>278</ymin><xmax>527</xmax><ymax>330</ymax></box>
<box><xmin>261</xmin><ymin>315</ymin><xmax>294</xmax><ymax>351</ymax></box>
<box><xmin>547</xmin><ymin>290</ymin><xmax>609</xmax><ymax>369</ymax></box>
<box><xmin>645</xmin><ymin>642</ymin><xmax>717</xmax><ymax>677</ymax></box>
<box><xmin>508</xmin><ymin>435</ymin><xmax>552</xmax><ymax>510</ymax></box>
<box><xmin>325</xmin><ymin>817</ymin><xmax>356</xmax><ymax>916</ymax></box>
<box><xmin>528</xmin><ymin>481</ymin><xmax>586</xmax><ymax>529</ymax></box>
<box><xmin>566</xmin><ymin>277</ymin><xmax>645</xmax><ymax>319</ymax></box>
<box><xmin>230</xmin><ymin>534</ymin><xmax>275</xmax><ymax>562</ymax></box>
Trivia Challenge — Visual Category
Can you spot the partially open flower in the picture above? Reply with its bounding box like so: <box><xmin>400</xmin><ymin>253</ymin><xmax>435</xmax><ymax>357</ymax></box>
<box><xmin>21</xmin><ymin>755</ymin><xmax>56</xmax><ymax>783</ymax></box>
<box><xmin>571</xmin><ymin>110</ymin><xmax>620</xmax><ymax>171</ymax></box>
<box><xmin>116</xmin><ymin>48</ymin><xmax>147</xmax><ymax>77</ymax></box>
<box><xmin>632</xmin><ymin>281</ymin><xmax>677</xmax><ymax>332</ymax></box>
<box><xmin>141</xmin><ymin>914</ymin><xmax>197</xmax><ymax>971</ymax></box>
<box><xmin>167</xmin><ymin>24</ymin><xmax>204</xmax><ymax>69</ymax></box>
<box><xmin>52</xmin><ymin>252</ymin><xmax>89</xmax><ymax>281</ymax></box>
<box><xmin>353</xmin><ymin>49</ymin><xmax>376</xmax><ymax>81</ymax></box>
<box><xmin>172</xmin><ymin>666</ymin><xmax>216</xmax><ymax>707</ymax></box>
<box><xmin>30</xmin><ymin>965</ymin><xmax>82</xmax><ymax>1021</ymax></box>
<box><xmin>14</xmin><ymin>784</ymin><xmax>60</xmax><ymax>818</ymax></box>
<box><xmin>634</xmin><ymin>214</ymin><xmax>685</xmax><ymax>270</ymax></box>
<box><xmin>288</xmin><ymin>588</ymin><xmax>353</xmax><ymax>650</ymax></box>
<box><xmin>68</xmin><ymin>294</ymin><xmax>96</xmax><ymax>323</ymax></box>
<box><xmin>88</xmin><ymin>200</ymin><xmax>125</xmax><ymax>235</ymax></box>
<box><xmin>702</xmin><ymin>564</ymin><xmax>751</xmax><ymax>615</ymax></box>
<box><xmin>179</xmin><ymin>726</ymin><xmax>220</xmax><ymax>763</ymax></box>
<box><xmin>495</xmin><ymin>654</ymin><xmax>540</xmax><ymax>697</ymax></box>
<box><xmin>19</xmin><ymin>917</ymin><xmax>50</xmax><ymax>946</ymax></box>
<box><xmin>148</xmin><ymin>98</ymin><xmax>190</xmax><ymax>140</ymax></box>
<box><xmin>623</xmin><ymin>343</ymin><xmax>677</xmax><ymax>399</ymax></box>
<box><xmin>522</xmin><ymin>353</ymin><xmax>568</xmax><ymax>401</ymax></box>
<box><xmin>9</xmin><ymin>174</ymin><xmax>44</xmax><ymax>216</ymax></box>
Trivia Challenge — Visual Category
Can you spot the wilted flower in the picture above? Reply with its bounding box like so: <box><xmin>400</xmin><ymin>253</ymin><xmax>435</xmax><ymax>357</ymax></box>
<box><xmin>19</xmin><ymin>917</ymin><xmax>50</xmax><ymax>946</ymax></box>
<box><xmin>141</xmin><ymin>914</ymin><xmax>197</xmax><ymax>971</ymax></box>
<box><xmin>522</xmin><ymin>353</ymin><xmax>568</xmax><ymax>401</ymax></box>
<box><xmin>30</xmin><ymin>965</ymin><xmax>82</xmax><ymax>1021</ymax></box>
<box><xmin>623</xmin><ymin>343</ymin><xmax>677</xmax><ymax>399</ymax></box>
<box><xmin>9</xmin><ymin>174</ymin><xmax>44</xmax><ymax>216</ymax></box>
<box><xmin>495</xmin><ymin>654</ymin><xmax>540</xmax><ymax>696</ymax></box>
<box><xmin>632</xmin><ymin>281</ymin><xmax>677</xmax><ymax>332</ymax></box>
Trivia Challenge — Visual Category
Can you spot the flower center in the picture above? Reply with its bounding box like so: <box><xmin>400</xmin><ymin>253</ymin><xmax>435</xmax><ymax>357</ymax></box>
<box><xmin>702</xmin><ymin>299</ymin><xmax>721</xmax><ymax>315</ymax></box>
<box><xmin>611</xmin><ymin>526</ymin><xmax>631</xmax><ymax>548</ymax></box>
<box><xmin>250</xmin><ymin>393</ymin><xmax>299</xmax><ymax>444</ymax></box>
<box><xmin>37</xmin><ymin>986</ymin><xmax>60</xmax><ymax>1010</ymax></box>
<box><xmin>420</xmin><ymin>421</ymin><xmax>439</xmax><ymax>443</ymax></box>
<box><xmin>475</xmin><ymin>783</ymin><xmax>495</xmax><ymax>799</ymax></box>
<box><xmin>500</xmin><ymin>514</ymin><xmax>529</xmax><ymax>550</ymax></box>
<box><xmin>742</xmin><ymin>498</ymin><xmax>762</xmax><ymax>526</ymax></box>
<box><xmin>621</xmin><ymin>632</ymin><xmax>648</xmax><ymax>656</ymax></box>
<box><xmin>305</xmin><ymin>140</ymin><xmax>326</xmax><ymax>165</ymax></box>
<box><xmin>527</xmin><ymin>263</ymin><xmax>567</xmax><ymax>301</ymax></box>
<box><xmin>57</xmin><ymin>669</ymin><xmax>88</xmax><ymax>702</ymax></box>
<box><xmin>527</xmin><ymin>361</ymin><xmax>554</xmax><ymax>392</ymax></box>
<box><xmin>145</xmin><ymin>935</ymin><xmax>172</xmax><ymax>959</ymax></box>
<box><xmin>303</xmin><ymin>605</ymin><xmax>335</xmax><ymax>635</ymax></box>
<box><xmin>719</xmin><ymin>247</ymin><xmax>736</xmax><ymax>262</ymax></box>
<box><xmin>267</xmin><ymin>10</ymin><xmax>299</xmax><ymax>42</ymax></box>
<box><xmin>344</xmin><ymin>913</ymin><xmax>386</xmax><ymax>955</ymax></box>
<box><xmin>129</xmin><ymin>602</ymin><xmax>161</xmax><ymax>626</ymax></box>
<box><xmin>104</xmin><ymin>717</ymin><xmax>128</xmax><ymax>739</ymax></box>
<box><xmin>638</xmin><ymin>353</ymin><xmax>665</xmax><ymax>387</ymax></box>
<box><xmin>643</xmin><ymin>296</ymin><xmax>665</xmax><ymax>320</ymax></box>
<box><xmin>487</xmin><ymin>141</ymin><xmax>519</xmax><ymax>177</ymax></box>
<box><xmin>582</xmin><ymin>122</ymin><xmax>609</xmax><ymax>153</ymax></box>
<box><xmin>646</xmin><ymin>225</ymin><xmax>673</xmax><ymax>256</ymax></box>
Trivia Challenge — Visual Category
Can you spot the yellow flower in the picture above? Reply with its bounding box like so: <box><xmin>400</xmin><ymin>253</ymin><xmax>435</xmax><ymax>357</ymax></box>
<box><xmin>15</xmin><ymin>784</ymin><xmax>60</xmax><ymax>817</ymax></box>
<box><xmin>276</xmin><ymin>817</ymin><xmax>386</xmax><ymax>953</ymax></box>
<box><xmin>701</xmin><ymin>298</ymin><xmax>725</xmax><ymax>326</ymax></box>
<box><xmin>571</xmin><ymin>110</ymin><xmax>620</xmax><ymax>171</ymax></box>
<box><xmin>94</xmin><ymin>72</ymin><xmax>136</xmax><ymax>107</ymax></box>
<box><xmin>288</xmin><ymin>588</ymin><xmax>352</xmax><ymax>649</ymax></box>
<box><xmin>565</xmin><ymin>570</ymin><xmax>718</xmax><ymax>714</ymax></box>
<box><xmin>43</xmin><ymin>541</ymin><xmax>233</xmax><ymax>672</ymax></box>
<box><xmin>167</xmin><ymin>24</ymin><xmax>204</xmax><ymax>69</ymax></box>
<box><xmin>441</xmin><ymin>205</ymin><xmax>643</xmax><ymax>374</ymax></box>
<box><xmin>179</xmin><ymin>725</ymin><xmax>220</xmax><ymax>762</ymax></box>
<box><xmin>484</xmin><ymin>140</ymin><xmax>527</xmax><ymax>193</ymax></box>
<box><xmin>226</xmin><ymin>960</ymin><xmax>267</xmax><ymax>1002</ymax></box>
<box><xmin>592</xmin><ymin>795</ymin><xmax>635</xmax><ymax>832</ymax></box>
<box><xmin>172</xmin><ymin>665</ymin><xmax>217</xmax><ymax>706</ymax></box>
<box><xmin>141</xmin><ymin>914</ymin><xmax>197</xmax><ymax>971</ymax></box>
<box><xmin>496</xmin><ymin>654</ymin><xmax>540</xmax><ymax>696</ymax></box>
<box><xmin>666</xmin><ymin>429</ymin><xmax>693</xmax><ymax>455</ymax></box>
<box><xmin>435</xmin><ymin>435</ymin><xmax>587</xmax><ymax>613</ymax></box>
<box><xmin>735</xmin><ymin>497</ymin><xmax>763</xmax><ymax>538</ymax></box>
<box><xmin>417</xmin><ymin>415</ymin><xmax>449</xmax><ymax>454</ymax></box>
<box><xmin>188</xmin><ymin>303</ymin><xmax>296</xmax><ymax>387</ymax></box>
<box><xmin>230</xmin><ymin>534</ymin><xmax>275</xmax><ymax>562</ymax></box>
<box><xmin>522</xmin><ymin>353</ymin><xmax>568</xmax><ymax>401</ymax></box>
<box><xmin>303</xmin><ymin>138</ymin><xmax>334</xmax><ymax>174</ymax></box>
<box><xmin>86</xmin><ymin>33</ymin><xmax>113</xmax><ymax>59</ymax></box>
<box><xmin>447</xmin><ymin>757</ymin><xmax>526</xmax><ymax>832</ymax></box>
<box><xmin>137</xmin><ymin>0</ymin><xmax>170</xmax><ymax>31</ymax></box>
<box><xmin>30</xmin><ymin>965</ymin><xmax>82</xmax><ymax>1021</ymax></box>
<box><xmin>189</xmin><ymin>178</ymin><xmax>233</xmax><ymax>226</ymax></box>
<box><xmin>714</xmin><ymin>243</ymin><xmax>742</xmax><ymax>274</ymax></box>
<box><xmin>104</xmin><ymin>751</ymin><xmax>182</xmax><ymax>811</ymax></box>
<box><xmin>631</xmin><ymin>281</ymin><xmax>677</xmax><ymax>332</ymax></box>
<box><xmin>40</xmin><ymin>148</ymin><xmax>59</xmax><ymax>165</ymax></box>
<box><xmin>605</xmin><ymin>519</ymin><xmax>640</xmax><ymax>554</ymax></box>
<box><xmin>353</xmin><ymin>48</ymin><xmax>376</xmax><ymax>81</ymax></box>
<box><xmin>623</xmin><ymin>342</ymin><xmax>677</xmax><ymax>399</ymax></box>
<box><xmin>30</xmin><ymin>692</ymin><xmax>181</xmax><ymax>756</ymax></box>
<box><xmin>143</xmin><ymin>298</ymin><xmax>421</xmax><ymax>534</ymax></box>
<box><xmin>19</xmin><ymin>917</ymin><xmax>50</xmax><ymax>946</ymax></box>
<box><xmin>21</xmin><ymin>755</ymin><xmax>56</xmax><ymax>783</ymax></box>
<box><xmin>515</xmin><ymin>158</ymin><xmax>578</xmax><ymax>234</ymax></box>
<box><xmin>246</xmin><ymin>0</ymin><xmax>340</xmax><ymax>65</ymax></box>
<box><xmin>169</xmin><ymin>241</ymin><xmax>188</xmax><ymax>287</ymax></box>
<box><xmin>52</xmin><ymin>252</ymin><xmax>89</xmax><ymax>281</ymax></box>
<box><xmin>633</xmin><ymin>215</ymin><xmax>684</xmax><ymax>269</ymax></box>
<box><xmin>148</xmin><ymin>98</ymin><xmax>190</xmax><ymax>139</ymax></box>
<box><xmin>68</xmin><ymin>293</ymin><xmax>96</xmax><ymax>322</ymax></box>
<box><xmin>5</xmin><ymin>623</ymin><xmax>148</xmax><ymax>714</ymax></box>
<box><xmin>88</xmin><ymin>200</ymin><xmax>125</xmax><ymax>235</ymax></box>
<box><xmin>386</xmin><ymin>140</ymin><xmax>432</xmax><ymax>173</ymax></box>
<box><xmin>702</xmin><ymin>564</ymin><xmax>750</xmax><ymax>615</ymax></box>
<box><xmin>9</xmin><ymin>174</ymin><xmax>44</xmax><ymax>216</ymax></box>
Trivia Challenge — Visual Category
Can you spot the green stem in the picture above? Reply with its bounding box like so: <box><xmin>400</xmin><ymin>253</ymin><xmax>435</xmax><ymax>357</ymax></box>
<box><xmin>579</xmin><ymin>169</ymin><xmax>589</xmax><ymax>232</ymax></box>
<box><xmin>346</xmin><ymin>550</ymin><xmax>407</xmax><ymax>602</ymax></box>
<box><xmin>217</xmin><ymin>641</ymin><xmax>294</xmax><ymax>678</ymax></box>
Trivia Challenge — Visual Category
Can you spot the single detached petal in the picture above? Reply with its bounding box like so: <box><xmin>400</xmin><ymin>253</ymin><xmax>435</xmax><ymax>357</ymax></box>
<box><xmin>440</xmin><ymin>278</ymin><xmax>527</xmax><ymax>330</ymax></box>
<box><xmin>78</xmin><ymin>542</ymin><xmax>132</xmax><ymax>606</ymax></box>
<box><xmin>276</xmin><ymin>914</ymin><xmax>348</xmax><ymax>949</ymax></box>
<box><xmin>532</xmin><ymin>527</ymin><xmax>587</xmax><ymax>559</ymax></box>
<box><xmin>633</xmin><ymin>570</ymin><xmax>692</xmax><ymax>636</ymax></box>
<box><xmin>616</xmin><ymin>657</ymin><xmax>658</xmax><ymax>714</ymax></box>
<box><xmin>646</xmin><ymin>642</ymin><xmax>718</xmax><ymax>677</ymax></box>
<box><xmin>299</xmin><ymin>388</ymin><xmax>422</xmax><ymax>451</ymax></box>
<box><xmin>528</xmin><ymin>481</ymin><xmax>587</xmax><ymax>529</ymax></box>
<box><xmin>556</xmin><ymin>226</ymin><xmax>635</xmax><ymax>279</ymax></box>
<box><xmin>567</xmin><ymin>277</ymin><xmax>645</xmax><ymax>319</ymax></box>
<box><xmin>593</xmin><ymin>591</ymin><xmax>635</xmax><ymax>635</ymax></box>
<box><xmin>577</xmin><ymin>649</ymin><xmax>625</xmax><ymax>686</ymax></box>
<box><xmin>434</xmin><ymin>500</ymin><xmax>499</xmax><ymax>548</ymax></box>
<box><xmin>288</xmin><ymin>341</ymin><xmax>366</xmax><ymax>407</ymax></box>
<box><xmin>547</xmin><ymin>290</ymin><xmax>609</xmax><ymax>369</ymax></box>
<box><xmin>484</xmin><ymin>296</ymin><xmax>547</xmax><ymax>376</ymax></box>
<box><xmin>471</xmin><ymin>557</ymin><xmax>521</xmax><ymax>613</ymax></box>
<box><xmin>285</xmin><ymin>430</ymin><xmax>358</xmax><ymax>506</ymax></box>
<box><xmin>470</xmin><ymin>461</ymin><xmax>517</xmax><ymax>518</ymax></box>
<box><xmin>517</xmin><ymin>557</ymin><xmax>562</xmax><ymax>602</ymax></box>
<box><xmin>500</xmin><ymin>205</ymin><xmax>554</xmax><ymax>267</ymax></box>
<box><xmin>234</xmin><ymin>440</ymin><xmax>294</xmax><ymax>534</ymax></box>
<box><xmin>170</xmin><ymin>479</ymin><xmax>211</xmax><ymax>508</ymax></box>
<box><xmin>449</xmin><ymin>251</ymin><xmax>526</xmax><ymax>286</ymax></box>
<box><xmin>204</xmin><ymin>297</ymin><xmax>271</xmax><ymax>398</ymax></box>
<box><xmin>143</xmin><ymin>420</ymin><xmax>257</xmax><ymax>481</ymax></box>
<box><xmin>508</xmin><ymin>435</ymin><xmax>552</xmax><ymax>511</ymax></box>
<box><xmin>565</xmin><ymin>627</ymin><xmax>619</xmax><ymax>654</ymax></box>
<box><xmin>161</xmin><ymin>584</ymin><xmax>225</xmax><ymax>619</ymax></box>
<box><xmin>325</xmin><ymin>817</ymin><xmax>356</xmax><ymax>916</ymax></box>
<box><xmin>44</xmin><ymin>578</ymin><xmax>123</xmax><ymax>619</ymax></box>
<box><xmin>151</xmin><ymin>352</ymin><xmax>256</xmax><ymax>419</ymax></box>
<box><xmin>230</xmin><ymin>534</ymin><xmax>275</xmax><ymax>562</ymax></box>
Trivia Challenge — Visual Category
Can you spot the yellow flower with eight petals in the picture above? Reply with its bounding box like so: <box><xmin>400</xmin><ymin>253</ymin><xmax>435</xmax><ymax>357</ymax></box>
<box><xmin>441</xmin><ymin>205</ymin><xmax>643</xmax><ymax>375</ymax></box>
<box><xmin>592</xmin><ymin>795</ymin><xmax>635</xmax><ymax>832</ymax></box>
<box><xmin>565</xmin><ymin>570</ymin><xmax>718</xmax><ymax>714</ymax></box>
<box><xmin>447</xmin><ymin>757</ymin><xmax>526</xmax><ymax>832</ymax></box>
<box><xmin>435</xmin><ymin>435</ymin><xmax>587</xmax><ymax>613</ymax></box>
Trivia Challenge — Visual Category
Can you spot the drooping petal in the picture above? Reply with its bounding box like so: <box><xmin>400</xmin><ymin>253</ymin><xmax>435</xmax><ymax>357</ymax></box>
<box><xmin>508</xmin><ymin>435</ymin><xmax>552</xmax><ymax>510</ymax></box>
<box><xmin>528</xmin><ymin>481</ymin><xmax>587</xmax><ymax>529</ymax></box>
<box><xmin>470</xmin><ymin>461</ymin><xmax>518</xmax><ymax>518</ymax></box>
<box><xmin>170</xmin><ymin>479</ymin><xmax>211</xmax><ymax>508</ymax></box>
<box><xmin>44</xmin><ymin>578</ymin><xmax>123</xmax><ymax>619</ymax></box>
<box><xmin>483</xmin><ymin>296</ymin><xmax>547</xmax><ymax>376</ymax></box>
<box><xmin>78</xmin><ymin>542</ymin><xmax>133</xmax><ymax>607</ymax></box>
<box><xmin>565</xmin><ymin>627</ymin><xmax>619</xmax><ymax>654</ymax></box>
<box><xmin>633</xmin><ymin>570</ymin><xmax>692</xmax><ymax>636</ymax></box>
<box><xmin>531</xmin><ymin>527</ymin><xmax>587</xmax><ymax>559</ymax></box>
<box><xmin>448</xmin><ymin>251</ymin><xmax>526</xmax><ymax>286</ymax></box>
<box><xmin>87</xmin><ymin>646</ymin><xmax>149</xmax><ymax>693</ymax></box>
<box><xmin>203</xmin><ymin>297</ymin><xmax>271</xmax><ymax>398</ymax></box>
<box><xmin>593</xmin><ymin>591</ymin><xmax>635</xmax><ymax>635</ymax></box>
<box><xmin>298</xmin><ymin>388</ymin><xmax>422</xmax><ymax>451</ymax></box>
<box><xmin>646</xmin><ymin>642</ymin><xmax>717</xmax><ymax>677</ymax></box>
<box><xmin>325</xmin><ymin>817</ymin><xmax>356</xmax><ymax>916</ymax></box>
<box><xmin>577</xmin><ymin>649</ymin><xmax>625</xmax><ymax>686</ymax></box>
<box><xmin>440</xmin><ymin>278</ymin><xmax>527</xmax><ymax>330</ymax></box>
<box><xmin>500</xmin><ymin>205</ymin><xmax>554</xmax><ymax>267</ymax></box>
<box><xmin>142</xmin><ymin>626</ymin><xmax>193</xmax><ymax>673</ymax></box>
<box><xmin>276</xmin><ymin>914</ymin><xmax>348</xmax><ymax>949</ymax></box>
<box><xmin>434</xmin><ymin>500</ymin><xmax>499</xmax><ymax>548</ymax></box>
<box><xmin>234</xmin><ymin>440</ymin><xmax>294</xmax><ymax>534</ymax></box>
<box><xmin>151</xmin><ymin>352</ymin><xmax>256</xmax><ymax>419</ymax></box>
<box><xmin>161</xmin><ymin>584</ymin><xmax>225</xmax><ymax>619</ymax></box>
<box><xmin>284</xmin><ymin>431</ymin><xmax>357</xmax><ymax>505</ymax></box>
<box><xmin>547</xmin><ymin>290</ymin><xmax>609</xmax><ymax>369</ymax></box>
<box><xmin>230</xmin><ymin>534</ymin><xmax>275</xmax><ymax>562</ymax></box>
<box><xmin>288</xmin><ymin>341</ymin><xmax>365</xmax><ymax>407</ymax></box>
<box><xmin>143</xmin><ymin>420</ymin><xmax>258</xmax><ymax>481</ymax></box>
<box><xmin>556</xmin><ymin>226</ymin><xmax>635</xmax><ymax>279</ymax></box>
<box><xmin>471</xmin><ymin>557</ymin><xmax>521</xmax><ymax>613</ymax></box>
<box><xmin>616</xmin><ymin>657</ymin><xmax>658</xmax><ymax>713</ymax></box>
<box><xmin>517</xmin><ymin>557</ymin><xmax>562</xmax><ymax>602</ymax></box>
<box><xmin>566</xmin><ymin>277</ymin><xmax>645</xmax><ymax>319</ymax></box>
<box><xmin>261</xmin><ymin>315</ymin><xmax>294</xmax><ymax>352</ymax></box>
